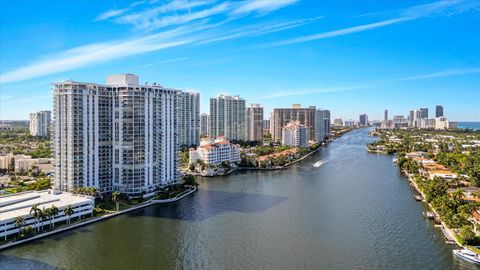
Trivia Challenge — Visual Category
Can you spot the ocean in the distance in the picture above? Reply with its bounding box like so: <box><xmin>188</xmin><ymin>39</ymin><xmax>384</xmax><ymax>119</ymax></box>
<box><xmin>458</xmin><ymin>121</ymin><xmax>480</xmax><ymax>130</ymax></box>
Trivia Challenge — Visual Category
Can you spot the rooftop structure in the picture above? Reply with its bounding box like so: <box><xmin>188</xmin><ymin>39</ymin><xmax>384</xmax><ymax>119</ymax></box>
<box><xmin>0</xmin><ymin>190</ymin><xmax>94</xmax><ymax>239</ymax></box>
<box><xmin>189</xmin><ymin>137</ymin><xmax>241</xmax><ymax>166</ymax></box>
<box><xmin>282</xmin><ymin>121</ymin><xmax>310</xmax><ymax>147</ymax></box>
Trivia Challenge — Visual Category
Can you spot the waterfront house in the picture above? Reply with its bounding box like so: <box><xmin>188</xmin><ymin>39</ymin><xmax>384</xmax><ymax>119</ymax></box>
<box><xmin>189</xmin><ymin>137</ymin><xmax>241</xmax><ymax>175</ymax></box>
<box><xmin>405</xmin><ymin>151</ymin><xmax>425</xmax><ymax>159</ymax></box>
<box><xmin>255</xmin><ymin>148</ymin><xmax>298</xmax><ymax>168</ymax></box>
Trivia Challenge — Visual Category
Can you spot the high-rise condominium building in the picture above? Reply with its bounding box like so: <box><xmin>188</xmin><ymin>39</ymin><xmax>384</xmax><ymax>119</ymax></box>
<box><xmin>263</xmin><ymin>119</ymin><xmax>270</xmax><ymax>129</ymax></box>
<box><xmin>436</xmin><ymin>105</ymin><xmax>444</xmax><ymax>118</ymax></box>
<box><xmin>29</xmin><ymin>110</ymin><xmax>51</xmax><ymax>137</ymax></box>
<box><xmin>409</xmin><ymin>110</ymin><xmax>415</xmax><ymax>127</ymax></box>
<box><xmin>333</xmin><ymin>118</ymin><xmax>343</xmax><ymax>127</ymax></box>
<box><xmin>209</xmin><ymin>95</ymin><xmax>246</xmax><ymax>141</ymax></box>
<box><xmin>52</xmin><ymin>74</ymin><xmax>181</xmax><ymax>196</ymax></box>
<box><xmin>245</xmin><ymin>104</ymin><xmax>264</xmax><ymax>142</ymax></box>
<box><xmin>282</xmin><ymin>122</ymin><xmax>309</xmax><ymax>148</ymax></box>
<box><xmin>178</xmin><ymin>92</ymin><xmax>200</xmax><ymax>147</ymax></box>
<box><xmin>359</xmin><ymin>114</ymin><xmax>368</xmax><ymax>126</ymax></box>
<box><xmin>315</xmin><ymin>109</ymin><xmax>331</xmax><ymax>142</ymax></box>
<box><xmin>419</xmin><ymin>108</ymin><xmax>429</xmax><ymax>119</ymax></box>
<box><xmin>200</xmin><ymin>113</ymin><xmax>209</xmax><ymax>137</ymax></box>
<box><xmin>384</xmin><ymin>109</ymin><xmax>388</xmax><ymax>121</ymax></box>
<box><xmin>271</xmin><ymin>105</ymin><xmax>316</xmax><ymax>142</ymax></box>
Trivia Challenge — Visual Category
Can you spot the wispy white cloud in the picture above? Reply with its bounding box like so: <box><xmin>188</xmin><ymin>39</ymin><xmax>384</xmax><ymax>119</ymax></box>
<box><xmin>0</xmin><ymin>26</ymin><xmax>199</xmax><ymax>84</ymax></box>
<box><xmin>264</xmin><ymin>17</ymin><xmax>410</xmax><ymax>47</ymax></box>
<box><xmin>389</xmin><ymin>67</ymin><xmax>480</xmax><ymax>81</ymax></box>
<box><xmin>95</xmin><ymin>1</ymin><xmax>149</xmax><ymax>21</ymax></box>
<box><xmin>102</xmin><ymin>0</ymin><xmax>298</xmax><ymax>31</ymax></box>
<box><xmin>0</xmin><ymin>10</ymin><xmax>312</xmax><ymax>85</ymax></box>
<box><xmin>115</xmin><ymin>0</ymin><xmax>218</xmax><ymax>30</ymax></box>
<box><xmin>256</xmin><ymin>67</ymin><xmax>480</xmax><ymax>100</ymax></box>
<box><xmin>256</xmin><ymin>85</ymin><xmax>366</xmax><ymax>100</ymax></box>
<box><xmin>95</xmin><ymin>8</ymin><xmax>129</xmax><ymax>21</ymax></box>
<box><xmin>231</xmin><ymin>0</ymin><xmax>298</xmax><ymax>15</ymax></box>
<box><xmin>197</xmin><ymin>16</ymin><xmax>324</xmax><ymax>45</ymax></box>
<box><xmin>138</xmin><ymin>57</ymin><xmax>189</xmax><ymax>68</ymax></box>
<box><xmin>264</xmin><ymin>0</ymin><xmax>480</xmax><ymax>47</ymax></box>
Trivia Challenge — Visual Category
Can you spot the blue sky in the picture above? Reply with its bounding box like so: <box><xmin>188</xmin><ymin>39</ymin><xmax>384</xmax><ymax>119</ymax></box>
<box><xmin>0</xmin><ymin>0</ymin><xmax>479</xmax><ymax>121</ymax></box>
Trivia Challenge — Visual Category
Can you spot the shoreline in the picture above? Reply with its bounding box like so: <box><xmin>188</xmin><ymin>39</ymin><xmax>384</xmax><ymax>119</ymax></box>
<box><xmin>401</xmin><ymin>170</ymin><xmax>462</xmax><ymax>247</ymax></box>
<box><xmin>201</xmin><ymin>129</ymin><xmax>354</xmax><ymax>175</ymax></box>
<box><xmin>0</xmin><ymin>186</ymin><xmax>197</xmax><ymax>251</ymax></box>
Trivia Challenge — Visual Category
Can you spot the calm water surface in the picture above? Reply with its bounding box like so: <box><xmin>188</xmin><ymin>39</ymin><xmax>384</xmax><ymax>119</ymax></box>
<box><xmin>1</xmin><ymin>128</ymin><xmax>478</xmax><ymax>270</ymax></box>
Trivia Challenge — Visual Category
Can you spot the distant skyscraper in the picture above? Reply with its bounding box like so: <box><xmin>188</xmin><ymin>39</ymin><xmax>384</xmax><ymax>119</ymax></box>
<box><xmin>384</xmin><ymin>109</ymin><xmax>388</xmax><ymax>121</ymax></box>
<box><xmin>419</xmin><ymin>108</ymin><xmax>428</xmax><ymax>119</ymax></box>
<box><xmin>271</xmin><ymin>105</ymin><xmax>316</xmax><ymax>142</ymax></box>
<box><xmin>409</xmin><ymin>110</ymin><xmax>415</xmax><ymax>127</ymax></box>
<box><xmin>200</xmin><ymin>113</ymin><xmax>209</xmax><ymax>137</ymax></box>
<box><xmin>263</xmin><ymin>119</ymin><xmax>270</xmax><ymax>129</ymax></box>
<box><xmin>344</xmin><ymin>120</ymin><xmax>355</xmax><ymax>127</ymax></box>
<box><xmin>178</xmin><ymin>92</ymin><xmax>200</xmax><ymax>147</ymax></box>
<box><xmin>333</xmin><ymin>118</ymin><xmax>343</xmax><ymax>127</ymax></box>
<box><xmin>29</xmin><ymin>111</ymin><xmax>51</xmax><ymax>137</ymax></box>
<box><xmin>209</xmin><ymin>95</ymin><xmax>246</xmax><ymax>141</ymax></box>
<box><xmin>315</xmin><ymin>109</ymin><xmax>331</xmax><ymax>142</ymax></box>
<box><xmin>245</xmin><ymin>104</ymin><xmax>264</xmax><ymax>142</ymax></box>
<box><xmin>436</xmin><ymin>105</ymin><xmax>444</xmax><ymax>118</ymax></box>
<box><xmin>359</xmin><ymin>114</ymin><xmax>368</xmax><ymax>126</ymax></box>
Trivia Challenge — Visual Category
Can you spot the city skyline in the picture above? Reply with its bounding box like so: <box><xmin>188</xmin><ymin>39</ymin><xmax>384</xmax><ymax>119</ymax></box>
<box><xmin>1</xmin><ymin>0</ymin><xmax>479</xmax><ymax>121</ymax></box>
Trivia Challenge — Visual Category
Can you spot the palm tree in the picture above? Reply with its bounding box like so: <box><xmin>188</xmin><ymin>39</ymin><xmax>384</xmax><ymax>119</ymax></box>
<box><xmin>112</xmin><ymin>191</ymin><xmax>121</xmax><ymax>211</ymax></box>
<box><xmin>49</xmin><ymin>205</ymin><xmax>59</xmax><ymax>228</ymax></box>
<box><xmin>30</xmin><ymin>205</ymin><xmax>40</xmax><ymax>232</ymax></box>
<box><xmin>64</xmin><ymin>205</ymin><xmax>74</xmax><ymax>224</ymax></box>
<box><xmin>39</xmin><ymin>207</ymin><xmax>48</xmax><ymax>231</ymax></box>
<box><xmin>14</xmin><ymin>216</ymin><xmax>26</xmax><ymax>235</ymax></box>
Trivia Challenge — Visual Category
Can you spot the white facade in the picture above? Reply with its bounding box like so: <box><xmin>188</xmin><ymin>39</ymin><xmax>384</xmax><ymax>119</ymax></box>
<box><xmin>29</xmin><ymin>111</ymin><xmax>51</xmax><ymax>137</ymax></box>
<box><xmin>435</xmin><ymin>117</ymin><xmax>455</xmax><ymax>130</ymax></box>
<box><xmin>0</xmin><ymin>190</ymin><xmax>94</xmax><ymax>239</ymax></box>
<box><xmin>209</xmin><ymin>95</ymin><xmax>246</xmax><ymax>141</ymax></box>
<box><xmin>418</xmin><ymin>118</ymin><xmax>436</xmax><ymax>129</ymax></box>
<box><xmin>178</xmin><ymin>92</ymin><xmax>200</xmax><ymax>147</ymax></box>
<box><xmin>52</xmin><ymin>74</ymin><xmax>181</xmax><ymax>196</ymax></box>
<box><xmin>189</xmin><ymin>137</ymin><xmax>240</xmax><ymax>166</ymax></box>
<box><xmin>246</xmin><ymin>104</ymin><xmax>264</xmax><ymax>142</ymax></box>
<box><xmin>282</xmin><ymin>122</ymin><xmax>309</xmax><ymax>147</ymax></box>
<box><xmin>333</xmin><ymin>118</ymin><xmax>343</xmax><ymax>127</ymax></box>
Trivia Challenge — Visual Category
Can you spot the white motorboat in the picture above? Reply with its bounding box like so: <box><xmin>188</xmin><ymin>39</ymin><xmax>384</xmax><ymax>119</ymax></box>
<box><xmin>313</xmin><ymin>160</ymin><xmax>328</xmax><ymax>168</ymax></box>
<box><xmin>453</xmin><ymin>249</ymin><xmax>480</xmax><ymax>265</ymax></box>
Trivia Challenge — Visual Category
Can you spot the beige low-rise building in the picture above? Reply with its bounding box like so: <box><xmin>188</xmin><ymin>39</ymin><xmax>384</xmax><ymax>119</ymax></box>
<box><xmin>0</xmin><ymin>154</ymin><xmax>32</xmax><ymax>170</ymax></box>
<box><xmin>0</xmin><ymin>153</ymin><xmax>52</xmax><ymax>173</ymax></box>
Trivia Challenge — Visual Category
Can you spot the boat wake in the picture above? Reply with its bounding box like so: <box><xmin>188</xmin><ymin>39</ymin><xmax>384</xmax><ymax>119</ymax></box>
<box><xmin>313</xmin><ymin>160</ymin><xmax>329</xmax><ymax>168</ymax></box>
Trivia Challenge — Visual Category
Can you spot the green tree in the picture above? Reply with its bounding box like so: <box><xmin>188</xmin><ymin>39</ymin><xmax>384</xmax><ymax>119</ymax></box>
<box><xmin>183</xmin><ymin>174</ymin><xmax>198</xmax><ymax>187</ymax></box>
<box><xmin>64</xmin><ymin>205</ymin><xmax>74</xmax><ymax>224</ymax></box>
<box><xmin>49</xmin><ymin>205</ymin><xmax>59</xmax><ymax>228</ymax></box>
<box><xmin>112</xmin><ymin>191</ymin><xmax>121</xmax><ymax>211</ymax></box>
<box><xmin>15</xmin><ymin>216</ymin><xmax>26</xmax><ymax>235</ymax></box>
<box><xmin>459</xmin><ymin>225</ymin><xmax>476</xmax><ymax>244</ymax></box>
<box><xmin>30</xmin><ymin>205</ymin><xmax>41</xmax><ymax>232</ymax></box>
